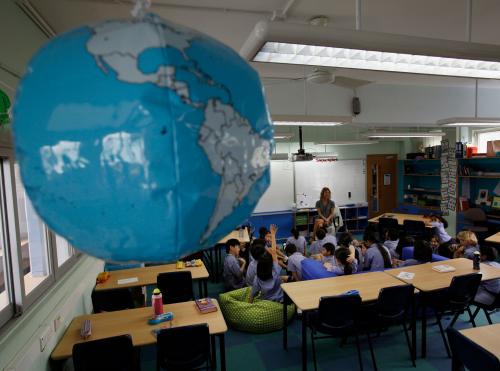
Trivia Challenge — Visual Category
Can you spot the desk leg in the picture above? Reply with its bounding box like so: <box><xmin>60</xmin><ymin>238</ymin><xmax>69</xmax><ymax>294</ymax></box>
<box><xmin>283</xmin><ymin>293</ymin><xmax>289</xmax><ymax>350</ymax></box>
<box><xmin>198</xmin><ymin>280</ymin><xmax>203</xmax><ymax>299</ymax></box>
<box><xmin>219</xmin><ymin>334</ymin><xmax>226</xmax><ymax>371</ymax></box>
<box><xmin>204</xmin><ymin>279</ymin><xmax>208</xmax><ymax>298</ymax></box>
<box><xmin>50</xmin><ymin>358</ymin><xmax>65</xmax><ymax>371</ymax></box>
<box><xmin>211</xmin><ymin>335</ymin><xmax>217</xmax><ymax>370</ymax></box>
<box><xmin>421</xmin><ymin>296</ymin><xmax>427</xmax><ymax>358</ymax></box>
<box><xmin>302</xmin><ymin>311</ymin><xmax>308</xmax><ymax>371</ymax></box>
<box><xmin>411</xmin><ymin>293</ymin><xmax>417</xmax><ymax>364</ymax></box>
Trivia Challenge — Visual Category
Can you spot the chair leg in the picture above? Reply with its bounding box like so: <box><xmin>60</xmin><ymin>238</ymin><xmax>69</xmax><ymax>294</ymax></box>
<box><xmin>466</xmin><ymin>307</ymin><xmax>476</xmax><ymax>327</ymax></box>
<box><xmin>366</xmin><ymin>332</ymin><xmax>378</xmax><ymax>371</ymax></box>
<box><xmin>484</xmin><ymin>309</ymin><xmax>493</xmax><ymax>325</ymax></box>
<box><xmin>436</xmin><ymin>314</ymin><xmax>451</xmax><ymax>358</ymax></box>
<box><xmin>402</xmin><ymin>322</ymin><xmax>416</xmax><ymax>367</ymax></box>
<box><xmin>471</xmin><ymin>306</ymin><xmax>481</xmax><ymax>321</ymax></box>
<box><xmin>354</xmin><ymin>333</ymin><xmax>363</xmax><ymax>371</ymax></box>
<box><xmin>448</xmin><ymin>311</ymin><xmax>460</xmax><ymax>328</ymax></box>
<box><xmin>311</xmin><ymin>331</ymin><xmax>318</xmax><ymax>371</ymax></box>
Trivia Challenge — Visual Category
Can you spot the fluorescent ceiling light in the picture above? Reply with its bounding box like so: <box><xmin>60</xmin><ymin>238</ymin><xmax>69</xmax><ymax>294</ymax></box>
<box><xmin>365</xmin><ymin>132</ymin><xmax>445</xmax><ymax>138</ymax></box>
<box><xmin>274</xmin><ymin>121</ymin><xmax>343</xmax><ymax>127</ymax></box>
<box><xmin>314</xmin><ymin>140</ymin><xmax>379</xmax><ymax>145</ymax></box>
<box><xmin>437</xmin><ymin>117</ymin><xmax>500</xmax><ymax>127</ymax></box>
<box><xmin>241</xmin><ymin>21</ymin><xmax>500</xmax><ymax>79</ymax></box>
<box><xmin>272</xmin><ymin>114</ymin><xmax>351</xmax><ymax>127</ymax></box>
<box><xmin>274</xmin><ymin>132</ymin><xmax>294</xmax><ymax>139</ymax></box>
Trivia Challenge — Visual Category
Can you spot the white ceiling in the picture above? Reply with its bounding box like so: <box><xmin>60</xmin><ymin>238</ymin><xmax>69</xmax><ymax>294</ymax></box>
<box><xmin>29</xmin><ymin>0</ymin><xmax>500</xmax><ymax>88</ymax></box>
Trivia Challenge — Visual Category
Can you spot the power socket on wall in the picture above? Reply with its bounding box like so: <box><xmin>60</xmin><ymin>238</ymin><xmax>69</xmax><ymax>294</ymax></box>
<box><xmin>39</xmin><ymin>325</ymin><xmax>52</xmax><ymax>352</ymax></box>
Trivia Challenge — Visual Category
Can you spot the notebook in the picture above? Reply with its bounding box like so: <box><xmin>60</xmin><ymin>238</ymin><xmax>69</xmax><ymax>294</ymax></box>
<box><xmin>117</xmin><ymin>277</ymin><xmax>139</xmax><ymax>285</ymax></box>
<box><xmin>195</xmin><ymin>298</ymin><xmax>218</xmax><ymax>314</ymax></box>
<box><xmin>432</xmin><ymin>265</ymin><xmax>456</xmax><ymax>273</ymax></box>
<box><xmin>397</xmin><ymin>272</ymin><xmax>415</xmax><ymax>280</ymax></box>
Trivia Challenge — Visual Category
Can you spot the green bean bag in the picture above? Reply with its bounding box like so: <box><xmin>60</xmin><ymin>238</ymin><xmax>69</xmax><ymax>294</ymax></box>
<box><xmin>218</xmin><ymin>287</ymin><xmax>295</xmax><ymax>333</ymax></box>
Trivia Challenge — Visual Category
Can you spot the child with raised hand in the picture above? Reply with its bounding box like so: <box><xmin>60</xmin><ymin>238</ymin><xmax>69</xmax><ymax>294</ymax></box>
<box><xmin>361</xmin><ymin>230</ymin><xmax>392</xmax><ymax>271</ymax></box>
<box><xmin>246</xmin><ymin>239</ymin><xmax>266</xmax><ymax>286</ymax></box>
<box><xmin>402</xmin><ymin>238</ymin><xmax>433</xmax><ymax>266</ymax></box>
<box><xmin>383</xmin><ymin>228</ymin><xmax>400</xmax><ymax>259</ymax></box>
<box><xmin>249</xmin><ymin>224</ymin><xmax>283</xmax><ymax>303</ymax></box>
<box><xmin>331</xmin><ymin>247</ymin><xmax>357</xmax><ymax>275</ymax></box>
<box><xmin>223</xmin><ymin>238</ymin><xmax>246</xmax><ymax>291</ymax></box>
<box><xmin>285</xmin><ymin>243</ymin><xmax>306</xmax><ymax>281</ymax></box>
<box><xmin>454</xmin><ymin>230</ymin><xmax>480</xmax><ymax>259</ymax></box>
<box><xmin>474</xmin><ymin>245</ymin><xmax>500</xmax><ymax>306</ymax></box>
<box><xmin>287</xmin><ymin>227</ymin><xmax>307</xmax><ymax>255</ymax></box>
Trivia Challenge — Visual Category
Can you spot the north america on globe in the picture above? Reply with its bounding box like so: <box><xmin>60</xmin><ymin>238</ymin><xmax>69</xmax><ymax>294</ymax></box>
<box><xmin>86</xmin><ymin>13</ymin><xmax>271</xmax><ymax>245</ymax></box>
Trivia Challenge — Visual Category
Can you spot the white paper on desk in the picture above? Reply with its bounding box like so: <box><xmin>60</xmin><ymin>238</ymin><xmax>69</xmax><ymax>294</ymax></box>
<box><xmin>397</xmin><ymin>272</ymin><xmax>415</xmax><ymax>280</ymax></box>
<box><xmin>117</xmin><ymin>277</ymin><xmax>139</xmax><ymax>285</ymax></box>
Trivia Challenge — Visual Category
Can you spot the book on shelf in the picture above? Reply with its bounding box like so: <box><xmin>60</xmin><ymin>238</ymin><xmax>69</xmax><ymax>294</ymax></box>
<box><xmin>195</xmin><ymin>298</ymin><xmax>218</xmax><ymax>313</ymax></box>
<box><xmin>459</xmin><ymin>197</ymin><xmax>469</xmax><ymax>211</ymax></box>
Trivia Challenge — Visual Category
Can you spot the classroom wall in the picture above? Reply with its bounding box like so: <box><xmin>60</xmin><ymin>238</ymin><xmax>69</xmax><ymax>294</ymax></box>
<box><xmin>0</xmin><ymin>256</ymin><xmax>104</xmax><ymax>371</ymax></box>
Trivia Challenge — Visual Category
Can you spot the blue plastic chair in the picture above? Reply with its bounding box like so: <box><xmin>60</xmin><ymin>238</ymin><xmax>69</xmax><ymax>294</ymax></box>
<box><xmin>402</xmin><ymin>246</ymin><xmax>448</xmax><ymax>262</ymax></box>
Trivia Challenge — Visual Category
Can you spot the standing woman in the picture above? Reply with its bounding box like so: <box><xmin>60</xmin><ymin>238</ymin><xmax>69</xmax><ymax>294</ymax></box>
<box><xmin>313</xmin><ymin>187</ymin><xmax>336</xmax><ymax>238</ymax></box>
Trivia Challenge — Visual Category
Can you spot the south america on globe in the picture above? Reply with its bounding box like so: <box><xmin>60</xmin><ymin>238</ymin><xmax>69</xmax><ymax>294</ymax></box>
<box><xmin>13</xmin><ymin>13</ymin><xmax>273</xmax><ymax>262</ymax></box>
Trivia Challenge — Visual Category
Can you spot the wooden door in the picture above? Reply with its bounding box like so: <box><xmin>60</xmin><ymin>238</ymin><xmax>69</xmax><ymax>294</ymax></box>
<box><xmin>367</xmin><ymin>154</ymin><xmax>398</xmax><ymax>218</ymax></box>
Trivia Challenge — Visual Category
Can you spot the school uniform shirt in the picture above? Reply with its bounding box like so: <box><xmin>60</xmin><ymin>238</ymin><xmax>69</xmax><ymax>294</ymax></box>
<box><xmin>309</xmin><ymin>240</ymin><xmax>322</xmax><ymax>255</ymax></box>
<box><xmin>286</xmin><ymin>236</ymin><xmax>307</xmax><ymax>255</ymax></box>
<box><xmin>474</xmin><ymin>260</ymin><xmax>500</xmax><ymax>305</ymax></box>
<box><xmin>383</xmin><ymin>239</ymin><xmax>399</xmax><ymax>259</ymax></box>
<box><xmin>322</xmin><ymin>234</ymin><xmax>338</xmax><ymax>247</ymax></box>
<box><xmin>330</xmin><ymin>259</ymin><xmax>358</xmax><ymax>275</ymax></box>
<box><xmin>363</xmin><ymin>244</ymin><xmax>390</xmax><ymax>272</ymax></box>
<box><xmin>431</xmin><ymin>221</ymin><xmax>452</xmax><ymax>243</ymax></box>
<box><xmin>223</xmin><ymin>254</ymin><xmax>245</xmax><ymax>290</ymax></box>
<box><xmin>251</xmin><ymin>262</ymin><xmax>283</xmax><ymax>302</ymax></box>
<box><xmin>246</xmin><ymin>259</ymin><xmax>257</xmax><ymax>286</ymax></box>
<box><xmin>322</xmin><ymin>255</ymin><xmax>336</xmax><ymax>267</ymax></box>
<box><xmin>463</xmin><ymin>245</ymin><xmax>480</xmax><ymax>260</ymax></box>
<box><xmin>287</xmin><ymin>252</ymin><xmax>306</xmax><ymax>280</ymax></box>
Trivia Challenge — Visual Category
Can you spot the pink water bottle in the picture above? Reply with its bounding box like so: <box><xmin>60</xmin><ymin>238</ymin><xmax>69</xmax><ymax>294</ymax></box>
<box><xmin>152</xmin><ymin>288</ymin><xmax>164</xmax><ymax>316</ymax></box>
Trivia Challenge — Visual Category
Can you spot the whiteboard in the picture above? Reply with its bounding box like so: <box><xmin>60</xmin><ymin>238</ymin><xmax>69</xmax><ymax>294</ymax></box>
<box><xmin>254</xmin><ymin>160</ymin><xmax>294</xmax><ymax>213</ymax></box>
<box><xmin>294</xmin><ymin>160</ymin><xmax>367</xmax><ymax>207</ymax></box>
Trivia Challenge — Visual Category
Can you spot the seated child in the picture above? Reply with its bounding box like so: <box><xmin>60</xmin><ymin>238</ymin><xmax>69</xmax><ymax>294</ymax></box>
<box><xmin>430</xmin><ymin>235</ymin><xmax>440</xmax><ymax>254</ymax></box>
<box><xmin>474</xmin><ymin>245</ymin><xmax>500</xmax><ymax>306</ymax></box>
<box><xmin>287</xmin><ymin>227</ymin><xmax>307</xmax><ymax>255</ymax></box>
<box><xmin>383</xmin><ymin>228</ymin><xmax>400</xmax><ymax>259</ymax></box>
<box><xmin>402</xmin><ymin>238</ymin><xmax>433</xmax><ymax>266</ymax></box>
<box><xmin>331</xmin><ymin>247</ymin><xmax>358</xmax><ymax>275</ymax></box>
<box><xmin>246</xmin><ymin>239</ymin><xmax>266</xmax><ymax>286</ymax></box>
<box><xmin>454</xmin><ymin>230</ymin><xmax>480</xmax><ymax>259</ymax></box>
<box><xmin>223</xmin><ymin>238</ymin><xmax>246</xmax><ymax>290</ymax></box>
<box><xmin>309</xmin><ymin>228</ymin><xmax>337</xmax><ymax>255</ymax></box>
<box><xmin>395</xmin><ymin>235</ymin><xmax>414</xmax><ymax>260</ymax></box>
<box><xmin>285</xmin><ymin>243</ymin><xmax>306</xmax><ymax>281</ymax></box>
<box><xmin>362</xmin><ymin>230</ymin><xmax>392</xmax><ymax>271</ymax></box>
<box><xmin>320</xmin><ymin>242</ymin><xmax>336</xmax><ymax>270</ymax></box>
<box><xmin>427</xmin><ymin>214</ymin><xmax>453</xmax><ymax>255</ymax></box>
<box><xmin>250</xmin><ymin>225</ymin><xmax>283</xmax><ymax>303</ymax></box>
<box><xmin>338</xmin><ymin>232</ymin><xmax>362</xmax><ymax>266</ymax></box>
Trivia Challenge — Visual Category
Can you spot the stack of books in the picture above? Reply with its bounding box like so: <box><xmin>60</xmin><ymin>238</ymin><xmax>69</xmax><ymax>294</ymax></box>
<box><xmin>195</xmin><ymin>298</ymin><xmax>217</xmax><ymax>314</ymax></box>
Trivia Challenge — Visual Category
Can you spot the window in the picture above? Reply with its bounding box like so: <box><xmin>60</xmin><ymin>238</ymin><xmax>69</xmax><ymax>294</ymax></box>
<box><xmin>477</xmin><ymin>130</ymin><xmax>500</xmax><ymax>153</ymax></box>
<box><xmin>0</xmin><ymin>150</ymin><xmax>80</xmax><ymax>329</ymax></box>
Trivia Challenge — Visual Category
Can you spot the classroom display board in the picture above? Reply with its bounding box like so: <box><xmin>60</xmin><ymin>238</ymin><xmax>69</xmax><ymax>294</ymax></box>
<box><xmin>253</xmin><ymin>161</ymin><xmax>295</xmax><ymax>213</ymax></box>
<box><xmin>254</xmin><ymin>159</ymin><xmax>367</xmax><ymax>213</ymax></box>
<box><xmin>294</xmin><ymin>160</ymin><xmax>367</xmax><ymax>207</ymax></box>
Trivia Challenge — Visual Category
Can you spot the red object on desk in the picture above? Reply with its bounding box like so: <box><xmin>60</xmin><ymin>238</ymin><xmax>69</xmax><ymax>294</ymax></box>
<box><xmin>466</xmin><ymin>146</ymin><xmax>477</xmax><ymax>158</ymax></box>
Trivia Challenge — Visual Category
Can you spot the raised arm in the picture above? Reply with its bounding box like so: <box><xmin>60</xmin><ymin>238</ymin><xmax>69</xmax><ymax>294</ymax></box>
<box><xmin>265</xmin><ymin>224</ymin><xmax>278</xmax><ymax>262</ymax></box>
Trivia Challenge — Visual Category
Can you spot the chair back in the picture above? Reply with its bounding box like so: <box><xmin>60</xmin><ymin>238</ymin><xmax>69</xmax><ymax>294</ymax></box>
<box><xmin>446</xmin><ymin>327</ymin><xmax>500</xmax><ymax>371</ymax></box>
<box><xmin>378</xmin><ymin>217</ymin><xmax>399</xmax><ymax>237</ymax></box>
<box><xmin>157</xmin><ymin>271</ymin><xmax>194</xmax><ymax>304</ymax></box>
<box><xmin>91</xmin><ymin>288</ymin><xmax>135</xmax><ymax>313</ymax></box>
<box><xmin>318</xmin><ymin>294</ymin><xmax>362</xmax><ymax>331</ymax></box>
<box><xmin>464</xmin><ymin>208</ymin><xmax>488</xmax><ymax>223</ymax></box>
<box><xmin>73</xmin><ymin>334</ymin><xmax>135</xmax><ymax>371</ymax></box>
<box><xmin>448</xmin><ymin>273</ymin><xmax>482</xmax><ymax>309</ymax></box>
<box><xmin>376</xmin><ymin>284</ymin><xmax>414</xmax><ymax>321</ymax></box>
<box><xmin>403</xmin><ymin>220</ymin><xmax>426</xmax><ymax>238</ymax></box>
<box><xmin>156</xmin><ymin>324</ymin><xmax>210</xmax><ymax>371</ymax></box>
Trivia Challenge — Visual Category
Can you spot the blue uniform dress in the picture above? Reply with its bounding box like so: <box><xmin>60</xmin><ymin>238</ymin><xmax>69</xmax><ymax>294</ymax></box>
<box><xmin>223</xmin><ymin>254</ymin><xmax>245</xmax><ymax>290</ymax></box>
<box><xmin>251</xmin><ymin>262</ymin><xmax>283</xmax><ymax>302</ymax></box>
<box><xmin>287</xmin><ymin>252</ymin><xmax>306</xmax><ymax>280</ymax></box>
<box><xmin>363</xmin><ymin>244</ymin><xmax>390</xmax><ymax>271</ymax></box>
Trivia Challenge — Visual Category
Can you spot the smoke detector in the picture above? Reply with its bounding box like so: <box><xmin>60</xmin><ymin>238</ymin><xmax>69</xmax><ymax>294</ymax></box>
<box><xmin>309</xmin><ymin>16</ymin><xmax>329</xmax><ymax>27</ymax></box>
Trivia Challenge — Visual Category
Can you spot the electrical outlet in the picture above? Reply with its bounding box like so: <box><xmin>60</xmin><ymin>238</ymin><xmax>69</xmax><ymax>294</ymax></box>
<box><xmin>39</xmin><ymin>325</ymin><xmax>52</xmax><ymax>352</ymax></box>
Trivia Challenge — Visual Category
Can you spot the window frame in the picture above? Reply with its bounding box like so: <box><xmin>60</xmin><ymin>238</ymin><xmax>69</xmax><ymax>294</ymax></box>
<box><xmin>473</xmin><ymin>127</ymin><xmax>500</xmax><ymax>152</ymax></box>
<box><xmin>0</xmin><ymin>145</ymin><xmax>81</xmax><ymax>328</ymax></box>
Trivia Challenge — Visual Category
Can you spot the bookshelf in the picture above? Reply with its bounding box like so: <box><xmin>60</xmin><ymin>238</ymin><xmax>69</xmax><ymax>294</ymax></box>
<box><xmin>398</xmin><ymin>159</ymin><xmax>442</xmax><ymax>211</ymax></box>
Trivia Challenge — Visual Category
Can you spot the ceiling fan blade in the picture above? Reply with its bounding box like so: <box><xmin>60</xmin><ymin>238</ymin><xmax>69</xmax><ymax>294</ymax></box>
<box><xmin>333</xmin><ymin>76</ymin><xmax>372</xmax><ymax>88</ymax></box>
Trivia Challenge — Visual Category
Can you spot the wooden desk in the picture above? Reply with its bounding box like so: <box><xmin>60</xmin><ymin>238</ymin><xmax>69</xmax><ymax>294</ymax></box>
<box><xmin>281</xmin><ymin>272</ymin><xmax>408</xmax><ymax>371</ymax></box>
<box><xmin>95</xmin><ymin>263</ymin><xmax>209</xmax><ymax>297</ymax></box>
<box><xmin>217</xmin><ymin>228</ymin><xmax>250</xmax><ymax>244</ymax></box>
<box><xmin>387</xmin><ymin>258</ymin><xmax>500</xmax><ymax>358</ymax></box>
<box><xmin>485</xmin><ymin>231</ymin><xmax>500</xmax><ymax>244</ymax></box>
<box><xmin>51</xmin><ymin>300</ymin><xmax>228</xmax><ymax>370</ymax></box>
<box><xmin>460</xmin><ymin>323</ymin><xmax>500</xmax><ymax>359</ymax></box>
<box><xmin>368</xmin><ymin>212</ymin><xmax>432</xmax><ymax>227</ymax></box>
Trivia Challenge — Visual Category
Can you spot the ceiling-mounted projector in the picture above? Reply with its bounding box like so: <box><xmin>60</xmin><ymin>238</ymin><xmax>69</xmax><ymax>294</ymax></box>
<box><xmin>290</xmin><ymin>126</ymin><xmax>314</xmax><ymax>162</ymax></box>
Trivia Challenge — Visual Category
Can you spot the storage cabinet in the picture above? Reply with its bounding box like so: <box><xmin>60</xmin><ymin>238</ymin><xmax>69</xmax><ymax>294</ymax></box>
<box><xmin>399</xmin><ymin>159</ymin><xmax>441</xmax><ymax>211</ymax></box>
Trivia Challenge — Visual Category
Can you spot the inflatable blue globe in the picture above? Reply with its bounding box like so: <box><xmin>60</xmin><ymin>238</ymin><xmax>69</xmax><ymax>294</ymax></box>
<box><xmin>13</xmin><ymin>13</ymin><xmax>272</xmax><ymax>262</ymax></box>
